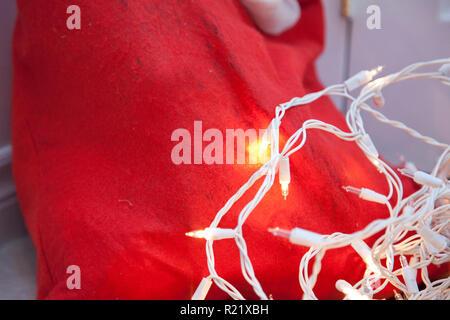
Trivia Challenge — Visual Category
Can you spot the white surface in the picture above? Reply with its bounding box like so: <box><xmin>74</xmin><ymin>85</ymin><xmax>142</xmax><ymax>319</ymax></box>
<box><xmin>439</xmin><ymin>0</ymin><xmax>450</xmax><ymax>22</ymax></box>
<box><xmin>348</xmin><ymin>0</ymin><xmax>450</xmax><ymax>171</ymax></box>
<box><xmin>316</xmin><ymin>0</ymin><xmax>349</xmax><ymax>110</ymax></box>
<box><xmin>318</xmin><ymin>0</ymin><xmax>450</xmax><ymax>171</ymax></box>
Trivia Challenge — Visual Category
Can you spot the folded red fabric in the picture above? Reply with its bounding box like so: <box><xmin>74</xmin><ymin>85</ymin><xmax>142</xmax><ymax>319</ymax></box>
<box><xmin>12</xmin><ymin>0</ymin><xmax>435</xmax><ymax>299</ymax></box>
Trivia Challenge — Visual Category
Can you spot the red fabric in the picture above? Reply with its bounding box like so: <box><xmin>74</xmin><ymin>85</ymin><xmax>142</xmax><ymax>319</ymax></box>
<box><xmin>11</xmin><ymin>0</ymin><xmax>434</xmax><ymax>299</ymax></box>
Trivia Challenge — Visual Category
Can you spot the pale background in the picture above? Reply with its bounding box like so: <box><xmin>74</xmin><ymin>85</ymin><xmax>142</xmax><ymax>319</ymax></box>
<box><xmin>0</xmin><ymin>0</ymin><xmax>449</xmax><ymax>299</ymax></box>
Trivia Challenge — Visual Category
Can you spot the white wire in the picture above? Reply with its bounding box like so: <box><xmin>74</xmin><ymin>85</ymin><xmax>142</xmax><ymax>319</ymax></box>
<box><xmin>190</xmin><ymin>58</ymin><xmax>450</xmax><ymax>300</ymax></box>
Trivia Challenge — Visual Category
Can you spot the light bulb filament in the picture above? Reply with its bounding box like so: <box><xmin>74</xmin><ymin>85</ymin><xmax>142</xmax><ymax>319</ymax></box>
<box><xmin>185</xmin><ymin>229</ymin><xmax>210</xmax><ymax>239</ymax></box>
<box><xmin>281</xmin><ymin>183</ymin><xmax>289</xmax><ymax>200</ymax></box>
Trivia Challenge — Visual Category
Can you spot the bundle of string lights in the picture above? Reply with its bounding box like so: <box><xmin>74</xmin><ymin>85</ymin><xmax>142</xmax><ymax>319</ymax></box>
<box><xmin>186</xmin><ymin>58</ymin><xmax>450</xmax><ymax>300</ymax></box>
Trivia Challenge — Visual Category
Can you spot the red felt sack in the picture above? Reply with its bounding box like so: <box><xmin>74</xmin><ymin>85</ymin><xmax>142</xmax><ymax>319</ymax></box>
<box><xmin>12</xmin><ymin>0</ymin><xmax>430</xmax><ymax>299</ymax></box>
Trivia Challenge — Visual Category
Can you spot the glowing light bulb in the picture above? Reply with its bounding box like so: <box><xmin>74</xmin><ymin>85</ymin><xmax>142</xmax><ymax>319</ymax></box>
<box><xmin>261</xmin><ymin>124</ymin><xmax>271</xmax><ymax>149</ymax></box>
<box><xmin>247</xmin><ymin>134</ymin><xmax>270</xmax><ymax>164</ymax></box>
<box><xmin>345</xmin><ymin>66</ymin><xmax>383</xmax><ymax>91</ymax></box>
<box><xmin>258</xmin><ymin>142</ymin><xmax>270</xmax><ymax>163</ymax></box>
<box><xmin>247</xmin><ymin>140</ymin><xmax>260</xmax><ymax>164</ymax></box>
<box><xmin>186</xmin><ymin>229</ymin><xmax>212</xmax><ymax>239</ymax></box>
<box><xmin>185</xmin><ymin>228</ymin><xmax>236</xmax><ymax>241</ymax></box>
<box><xmin>369</xmin><ymin>66</ymin><xmax>383</xmax><ymax>78</ymax></box>
<box><xmin>281</xmin><ymin>183</ymin><xmax>289</xmax><ymax>200</ymax></box>
<box><xmin>279</xmin><ymin>156</ymin><xmax>291</xmax><ymax>200</ymax></box>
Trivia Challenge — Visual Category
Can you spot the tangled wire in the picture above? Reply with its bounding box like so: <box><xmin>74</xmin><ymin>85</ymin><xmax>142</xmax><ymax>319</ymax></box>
<box><xmin>187</xmin><ymin>58</ymin><xmax>450</xmax><ymax>300</ymax></box>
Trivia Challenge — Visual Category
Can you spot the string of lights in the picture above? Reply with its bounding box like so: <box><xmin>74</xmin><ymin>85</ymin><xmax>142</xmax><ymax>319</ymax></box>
<box><xmin>186</xmin><ymin>58</ymin><xmax>450</xmax><ymax>300</ymax></box>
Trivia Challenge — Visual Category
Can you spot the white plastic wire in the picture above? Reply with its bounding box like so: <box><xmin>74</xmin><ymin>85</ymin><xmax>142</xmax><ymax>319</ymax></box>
<box><xmin>188</xmin><ymin>58</ymin><xmax>450</xmax><ymax>300</ymax></box>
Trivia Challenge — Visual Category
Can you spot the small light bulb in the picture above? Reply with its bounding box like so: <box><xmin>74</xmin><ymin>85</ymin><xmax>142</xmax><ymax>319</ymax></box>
<box><xmin>260</xmin><ymin>140</ymin><xmax>269</xmax><ymax>151</ymax></box>
<box><xmin>281</xmin><ymin>183</ymin><xmax>289</xmax><ymax>200</ymax></box>
<box><xmin>268</xmin><ymin>227</ymin><xmax>291</xmax><ymax>239</ymax></box>
<box><xmin>372</xmin><ymin>91</ymin><xmax>385</xmax><ymax>107</ymax></box>
<box><xmin>269</xmin><ymin>227</ymin><xmax>326</xmax><ymax>247</ymax></box>
<box><xmin>336</xmin><ymin>280</ymin><xmax>371</xmax><ymax>300</ymax></box>
<box><xmin>186</xmin><ymin>229</ymin><xmax>211</xmax><ymax>239</ymax></box>
<box><xmin>345</xmin><ymin>66</ymin><xmax>383</xmax><ymax>91</ymax></box>
<box><xmin>399</xmin><ymin>168</ymin><xmax>445</xmax><ymax>188</ymax></box>
<box><xmin>248</xmin><ymin>129</ymin><xmax>271</xmax><ymax>164</ymax></box>
<box><xmin>279</xmin><ymin>156</ymin><xmax>291</xmax><ymax>200</ymax></box>
<box><xmin>343</xmin><ymin>186</ymin><xmax>388</xmax><ymax>204</ymax></box>
<box><xmin>400</xmin><ymin>256</ymin><xmax>419</xmax><ymax>294</ymax></box>
<box><xmin>369</xmin><ymin>66</ymin><xmax>384</xmax><ymax>77</ymax></box>
<box><xmin>247</xmin><ymin>140</ymin><xmax>260</xmax><ymax>164</ymax></box>
<box><xmin>404</xmin><ymin>161</ymin><xmax>418</xmax><ymax>173</ymax></box>
<box><xmin>185</xmin><ymin>228</ymin><xmax>235</xmax><ymax>241</ymax></box>
<box><xmin>343</xmin><ymin>186</ymin><xmax>362</xmax><ymax>195</ymax></box>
